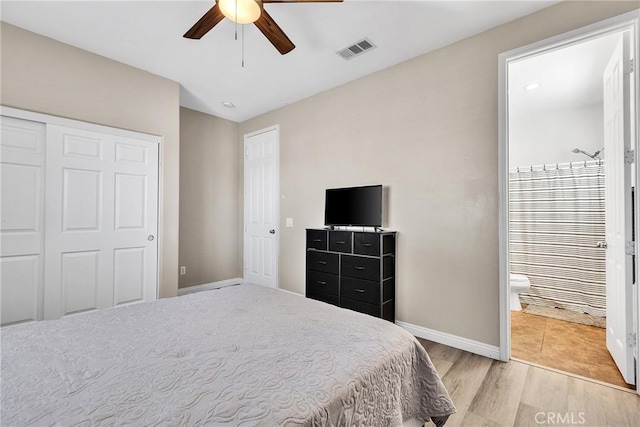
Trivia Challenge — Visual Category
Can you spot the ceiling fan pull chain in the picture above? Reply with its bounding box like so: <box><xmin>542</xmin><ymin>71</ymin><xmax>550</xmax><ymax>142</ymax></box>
<box><xmin>234</xmin><ymin>0</ymin><xmax>238</xmax><ymax>41</ymax></box>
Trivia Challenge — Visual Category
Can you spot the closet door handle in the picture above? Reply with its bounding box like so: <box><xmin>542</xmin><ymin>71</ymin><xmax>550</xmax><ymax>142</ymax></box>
<box><xmin>354</xmin><ymin>266</ymin><xmax>365</xmax><ymax>270</ymax></box>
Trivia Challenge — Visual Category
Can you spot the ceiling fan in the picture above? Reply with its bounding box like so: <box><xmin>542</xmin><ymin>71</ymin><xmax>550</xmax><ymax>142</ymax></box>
<box><xmin>184</xmin><ymin>0</ymin><xmax>343</xmax><ymax>55</ymax></box>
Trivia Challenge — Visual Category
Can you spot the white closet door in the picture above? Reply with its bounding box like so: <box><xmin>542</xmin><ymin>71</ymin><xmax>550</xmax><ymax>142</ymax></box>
<box><xmin>0</xmin><ymin>116</ymin><xmax>45</xmax><ymax>326</ymax></box>
<box><xmin>44</xmin><ymin>124</ymin><xmax>158</xmax><ymax>320</ymax></box>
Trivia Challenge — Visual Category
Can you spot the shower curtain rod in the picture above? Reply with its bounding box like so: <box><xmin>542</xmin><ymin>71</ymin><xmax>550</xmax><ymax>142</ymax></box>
<box><xmin>510</xmin><ymin>159</ymin><xmax>603</xmax><ymax>173</ymax></box>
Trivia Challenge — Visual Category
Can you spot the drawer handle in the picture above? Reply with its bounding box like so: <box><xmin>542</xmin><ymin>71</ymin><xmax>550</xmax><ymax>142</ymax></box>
<box><xmin>336</xmin><ymin>241</ymin><xmax>346</xmax><ymax>244</ymax></box>
<box><xmin>317</xmin><ymin>281</ymin><xmax>327</xmax><ymax>285</ymax></box>
<box><xmin>362</xmin><ymin>243</ymin><xmax>373</xmax><ymax>247</ymax></box>
<box><xmin>354</xmin><ymin>266</ymin><xmax>365</xmax><ymax>270</ymax></box>
<box><xmin>312</xmin><ymin>239</ymin><xmax>323</xmax><ymax>242</ymax></box>
<box><xmin>318</xmin><ymin>261</ymin><xmax>327</xmax><ymax>265</ymax></box>
<box><xmin>354</xmin><ymin>289</ymin><xmax>366</xmax><ymax>293</ymax></box>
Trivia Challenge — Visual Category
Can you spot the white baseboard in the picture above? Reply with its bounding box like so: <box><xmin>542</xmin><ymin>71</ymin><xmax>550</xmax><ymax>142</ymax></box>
<box><xmin>178</xmin><ymin>284</ymin><xmax>499</xmax><ymax>359</ymax></box>
<box><xmin>395</xmin><ymin>320</ymin><xmax>501</xmax><ymax>360</ymax></box>
<box><xmin>178</xmin><ymin>278</ymin><xmax>243</xmax><ymax>296</ymax></box>
<box><xmin>276</xmin><ymin>287</ymin><xmax>304</xmax><ymax>297</ymax></box>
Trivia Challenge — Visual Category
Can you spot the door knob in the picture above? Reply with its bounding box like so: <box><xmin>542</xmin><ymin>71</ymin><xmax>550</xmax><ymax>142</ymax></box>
<box><xmin>596</xmin><ymin>241</ymin><xmax>607</xmax><ymax>248</ymax></box>
<box><xmin>269</xmin><ymin>229</ymin><xmax>275</xmax><ymax>234</ymax></box>
<box><xmin>148</xmin><ymin>235</ymin><xmax>155</xmax><ymax>241</ymax></box>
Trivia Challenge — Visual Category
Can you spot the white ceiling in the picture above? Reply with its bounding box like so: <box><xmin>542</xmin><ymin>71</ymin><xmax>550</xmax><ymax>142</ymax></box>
<box><xmin>509</xmin><ymin>32</ymin><xmax>622</xmax><ymax>115</ymax></box>
<box><xmin>2</xmin><ymin>0</ymin><xmax>560</xmax><ymax>122</ymax></box>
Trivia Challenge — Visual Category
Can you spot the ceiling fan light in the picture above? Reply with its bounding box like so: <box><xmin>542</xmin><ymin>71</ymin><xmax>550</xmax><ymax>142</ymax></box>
<box><xmin>218</xmin><ymin>0</ymin><xmax>262</xmax><ymax>24</ymax></box>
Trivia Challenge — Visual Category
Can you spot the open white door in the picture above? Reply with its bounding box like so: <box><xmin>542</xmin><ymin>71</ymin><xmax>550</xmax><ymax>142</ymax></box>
<box><xmin>243</xmin><ymin>127</ymin><xmax>278</xmax><ymax>288</ymax></box>
<box><xmin>603</xmin><ymin>32</ymin><xmax>635</xmax><ymax>385</ymax></box>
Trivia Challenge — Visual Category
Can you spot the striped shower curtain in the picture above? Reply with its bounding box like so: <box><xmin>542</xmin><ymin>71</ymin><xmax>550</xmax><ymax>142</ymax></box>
<box><xmin>509</xmin><ymin>163</ymin><xmax>606</xmax><ymax>317</ymax></box>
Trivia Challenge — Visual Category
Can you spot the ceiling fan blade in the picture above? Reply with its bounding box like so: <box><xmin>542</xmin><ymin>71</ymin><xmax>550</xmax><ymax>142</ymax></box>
<box><xmin>262</xmin><ymin>1</ymin><xmax>343</xmax><ymax>3</ymax></box>
<box><xmin>183</xmin><ymin>4</ymin><xmax>225</xmax><ymax>39</ymax></box>
<box><xmin>254</xmin><ymin>9</ymin><xmax>296</xmax><ymax>55</ymax></box>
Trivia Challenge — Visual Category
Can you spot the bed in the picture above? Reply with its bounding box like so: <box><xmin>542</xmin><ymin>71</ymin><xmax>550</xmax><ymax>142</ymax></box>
<box><xmin>1</xmin><ymin>284</ymin><xmax>455</xmax><ymax>426</ymax></box>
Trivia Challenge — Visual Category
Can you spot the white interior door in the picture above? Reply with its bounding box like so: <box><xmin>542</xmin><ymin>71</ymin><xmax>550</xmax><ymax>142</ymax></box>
<box><xmin>44</xmin><ymin>124</ymin><xmax>159</xmax><ymax>320</ymax></box>
<box><xmin>0</xmin><ymin>116</ymin><xmax>45</xmax><ymax>326</ymax></box>
<box><xmin>244</xmin><ymin>127</ymin><xmax>278</xmax><ymax>288</ymax></box>
<box><xmin>603</xmin><ymin>32</ymin><xmax>635</xmax><ymax>385</ymax></box>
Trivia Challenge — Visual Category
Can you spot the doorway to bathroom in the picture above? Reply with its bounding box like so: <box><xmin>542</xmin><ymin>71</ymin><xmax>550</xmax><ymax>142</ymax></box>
<box><xmin>499</xmin><ymin>12</ymin><xmax>639</xmax><ymax>392</ymax></box>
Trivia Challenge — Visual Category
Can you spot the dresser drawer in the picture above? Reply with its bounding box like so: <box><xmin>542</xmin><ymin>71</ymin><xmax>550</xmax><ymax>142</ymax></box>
<box><xmin>307</xmin><ymin>289</ymin><xmax>339</xmax><ymax>307</ymax></box>
<box><xmin>341</xmin><ymin>255</ymin><xmax>380</xmax><ymax>281</ymax></box>
<box><xmin>354</xmin><ymin>233</ymin><xmax>380</xmax><ymax>256</ymax></box>
<box><xmin>341</xmin><ymin>276</ymin><xmax>380</xmax><ymax>305</ymax></box>
<box><xmin>306</xmin><ymin>229</ymin><xmax>327</xmax><ymax>250</ymax></box>
<box><xmin>340</xmin><ymin>297</ymin><xmax>381</xmax><ymax>318</ymax></box>
<box><xmin>307</xmin><ymin>270</ymin><xmax>339</xmax><ymax>296</ymax></box>
<box><xmin>329</xmin><ymin>231</ymin><xmax>352</xmax><ymax>253</ymax></box>
<box><xmin>307</xmin><ymin>250</ymin><xmax>339</xmax><ymax>274</ymax></box>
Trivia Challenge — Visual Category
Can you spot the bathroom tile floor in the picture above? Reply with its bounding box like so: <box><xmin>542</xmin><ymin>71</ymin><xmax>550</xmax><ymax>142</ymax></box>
<box><xmin>511</xmin><ymin>309</ymin><xmax>635</xmax><ymax>390</ymax></box>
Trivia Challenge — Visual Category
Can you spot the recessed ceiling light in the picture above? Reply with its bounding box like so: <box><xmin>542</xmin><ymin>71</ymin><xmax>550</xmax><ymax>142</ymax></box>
<box><xmin>222</xmin><ymin>101</ymin><xmax>235</xmax><ymax>108</ymax></box>
<box><xmin>524</xmin><ymin>82</ymin><xmax>541</xmax><ymax>91</ymax></box>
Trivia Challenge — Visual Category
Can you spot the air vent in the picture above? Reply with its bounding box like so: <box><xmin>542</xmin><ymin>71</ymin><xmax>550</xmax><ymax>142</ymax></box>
<box><xmin>337</xmin><ymin>38</ymin><xmax>376</xmax><ymax>60</ymax></box>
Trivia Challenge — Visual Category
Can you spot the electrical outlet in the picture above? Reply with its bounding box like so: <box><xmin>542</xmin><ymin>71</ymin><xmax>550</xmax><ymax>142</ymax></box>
<box><xmin>286</xmin><ymin>218</ymin><xmax>293</xmax><ymax>228</ymax></box>
<box><xmin>180</xmin><ymin>266</ymin><xmax>186</xmax><ymax>275</ymax></box>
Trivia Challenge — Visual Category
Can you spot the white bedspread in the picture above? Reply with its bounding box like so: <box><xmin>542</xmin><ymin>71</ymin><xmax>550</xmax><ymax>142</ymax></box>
<box><xmin>1</xmin><ymin>284</ymin><xmax>455</xmax><ymax>426</ymax></box>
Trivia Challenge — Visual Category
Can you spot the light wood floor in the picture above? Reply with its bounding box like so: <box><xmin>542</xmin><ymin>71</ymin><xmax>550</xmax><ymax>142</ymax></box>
<box><xmin>417</xmin><ymin>338</ymin><xmax>640</xmax><ymax>427</ymax></box>
<box><xmin>511</xmin><ymin>310</ymin><xmax>634</xmax><ymax>389</ymax></box>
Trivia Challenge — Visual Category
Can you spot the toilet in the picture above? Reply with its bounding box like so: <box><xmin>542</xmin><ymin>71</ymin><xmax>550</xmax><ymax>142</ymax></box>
<box><xmin>510</xmin><ymin>274</ymin><xmax>531</xmax><ymax>311</ymax></box>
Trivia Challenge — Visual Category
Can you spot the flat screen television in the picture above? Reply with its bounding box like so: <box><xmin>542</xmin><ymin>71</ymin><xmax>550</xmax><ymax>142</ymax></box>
<box><xmin>324</xmin><ymin>185</ymin><xmax>382</xmax><ymax>227</ymax></box>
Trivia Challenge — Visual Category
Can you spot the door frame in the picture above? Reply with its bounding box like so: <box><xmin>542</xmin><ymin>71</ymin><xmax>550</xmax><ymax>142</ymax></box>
<box><xmin>497</xmin><ymin>10</ymin><xmax>639</xmax><ymax>391</ymax></box>
<box><xmin>242</xmin><ymin>125</ymin><xmax>280</xmax><ymax>288</ymax></box>
<box><xmin>0</xmin><ymin>106</ymin><xmax>162</xmax><ymax>300</ymax></box>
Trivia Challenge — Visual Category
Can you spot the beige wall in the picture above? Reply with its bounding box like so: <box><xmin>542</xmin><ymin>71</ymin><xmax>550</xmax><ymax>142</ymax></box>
<box><xmin>1</xmin><ymin>22</ymin><xmax>181</xmax><ymax>298</ymax></box>
<box><xmin>179</xmin><ymin>108</ymin><xmax>241</xmax><ymax>288</ymax></box>
<box><xmin>239</xmin><ymin>1</ymin><xmax>640</xmax><ymax>346</ymax></box>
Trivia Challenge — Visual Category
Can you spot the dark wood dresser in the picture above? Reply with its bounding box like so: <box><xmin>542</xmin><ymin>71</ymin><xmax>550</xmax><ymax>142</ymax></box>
<box><xmin>305</xmin><ymin>228</ymin><xmax>396</xmax><ymax>322</ymax></box>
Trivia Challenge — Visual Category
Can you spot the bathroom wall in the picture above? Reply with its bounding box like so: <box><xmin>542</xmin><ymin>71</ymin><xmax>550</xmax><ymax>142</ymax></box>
<box><xmin>509</xmin><ymin>104</ymin><xmax>604</xmax><ymax>167</ymax></box>
<box><xmin>508</xmin><ymin>28</ymin><xmax>623</xmax><ymax>168</ymax></box>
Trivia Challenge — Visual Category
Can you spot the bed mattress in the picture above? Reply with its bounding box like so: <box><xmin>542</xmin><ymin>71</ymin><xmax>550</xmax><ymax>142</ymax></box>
<box><xmin>1</xmin><ymin>284</ymin><xmax>455</xmax><ymax>426</ymax></box>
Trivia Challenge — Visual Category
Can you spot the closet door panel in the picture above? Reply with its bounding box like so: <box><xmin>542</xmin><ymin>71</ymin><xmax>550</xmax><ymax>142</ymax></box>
<box><xmin>61</xmin><ymin>250</ymin><xmax>100</xmax><ymax>315</ymax></box>
<box><xmin>0</xmin><ymin>163</ymin><xmax>41</xmax><ymax>254</ymax></box>
<box><xmin>44</xmin><ymin>125</ymin><xmax>158</xmax><ymax>320</ymax></box>
<box><xmin>0</xmin><ymin>116</ymin><xmax>45</xmax><ymax>326</ymax></box>
<box><xmin>0</xmin><ymin>117</ymin><xmax>43</xmax><ymax>164</ymax></box>
<box><xmin>114</xmin><ymin>247</ymin><xmax>146</xmax><ymax>305</ymax></box>
<box><xmin>62</xmin><ymin>134</ymin><xmax>102</xmax><ymax>159</ymax></box>
<box><xmin>115</xmin><ymin>173</ymin><xmax>146</xmax><ymax>230</ymax></box>
<box><xmin>63</xmin><ymin>168</ymin><xmax>102</xmax><ymax>232</ymax></box>
<box><xmin>0</xmin><ymin>256</ymin><xmax>39</xmax><ymax>325</ymax></box>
